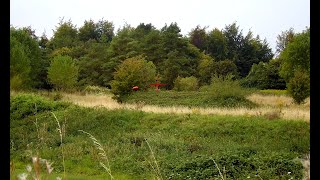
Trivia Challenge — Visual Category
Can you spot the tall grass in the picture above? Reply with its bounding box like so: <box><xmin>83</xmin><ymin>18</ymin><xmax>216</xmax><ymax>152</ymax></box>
<box><xmin>10</xmin><ymin>92</ymin><xmax>310</xmax><ymax>179</ymax></box>
<box><xmin>61</xmin><ymin>93</ymin><xmax>309</xmax><ymax>121</ymax></box>
<box><xmin>78</xmin><ymin>130</ymin><xmax>114</xmax><ymax>180</ymax></box>
<box><xmin>145</xmin><ymin>139</ymin><xmax>162</xmax><ymax>180</ymax></box>
<box><xmin>51</xmin><ymin>112</ymin><xmax>66</xmax><ymax>179</ymax></box>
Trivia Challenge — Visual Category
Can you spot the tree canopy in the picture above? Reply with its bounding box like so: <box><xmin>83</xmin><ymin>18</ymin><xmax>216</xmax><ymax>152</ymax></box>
<box><xmin>12</xmin><ymin>19</ymin><xmax>301</xmax><ymax>96</ymax></box>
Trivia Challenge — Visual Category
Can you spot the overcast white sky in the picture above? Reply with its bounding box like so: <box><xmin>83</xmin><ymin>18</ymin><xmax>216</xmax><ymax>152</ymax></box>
<box><xmin>10</xmin><ymin>0</ymin><xmax>309</xmax><ymax>53</ymax></box>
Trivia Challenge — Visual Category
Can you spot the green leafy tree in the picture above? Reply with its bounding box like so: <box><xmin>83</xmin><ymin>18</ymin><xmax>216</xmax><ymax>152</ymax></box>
<box><xmin>287</xmin><ymin>70</ymin><xmax>310</xmax><ymax>104</ymax></box>
<box><xmin>237</xmin><ymin>32</ymin><xmax>273</xmax><ymax>77</ymax></box>
<box><xmin>38</xmin><ymin>32</ymin><xmax>53</xmax><ymax>89</ymax></box>
<box><xmin>160</xmin><ymin>22</ymin><xmax>187</xmax><ymax>56</ymax></box>
<box><xmin>78</xmin><ymin>19</ymin><xmax>114</xmax><ymax>43</ymax></box>
<box><xmin>279</xmin><ymin>28</ymin><xmax>310</xmax><ymax>83</ymax></box>
<box><xmin>223</xmin><ymin>22</ymin><xmax>273</xmax><ymax>77</ymax></box>
<box><xmin>266</xmin><ymin>59</ymin><xmax>286</xmax><ymax>89</ymax></box>
<box><xmin>47</xmin><ymin>55</ymin><xmax>79</xmax><ymax>90</ymax></box>
<box><xmin>162</xmin><ymin>50</ymin><xmax>189</xmax><ymax>89</ymax></box>
<box><xmin>111</xmin><ymin>56</ymin><xmax>156</xmax><ymax>100</ymax></box>
<box><xmin>96</xmin><ymin>19</ymin><xmax>114</xmax><ymax>43</ymax></box>
<box><xmin>214</xmin><ymin>60</ymin><xmax>238</xmax><ymax>78</ymax></box>
<box><xmin>78</xmin><ymin>19</ymin><xmax>98</xmax><ymax>42</ymax></box>
<box><xmin>223</xmin><ymin>22</ymin><xmax>243</xmax><ymax>62</ymax></box>
<box><xmin>10</xmin><ymin>35</ymin><xmax>31</xmax><ymax>89</ymax></box>
<box><xmin>207</xmin><ymin>28</ymin><xmax>228</xmax><ymax>61</ymax></box>
<box><xmin>77</xmin><ymin>40</ymin><xmax>111</xmax><ymax>87</ymax></box>
<box><xmin>188</xmin><ymin>25</ymin><xmax>208</xmax><ymax>52</ymax></box>
<box><xmin>140</xmin><ymin>27</ymin><xmax>164</xmax><ymax>66</ymax></box>
<box><xmin>48</xmin><ymin>19</ymin><xmax>79</xmax><ymax>49</ymax></box>
<box><xmin>279</xmin><ymin>27</ymin><xmax>310</xmax><ymax>104</ymax></box>
<box><xmin>197</xmin><ymin>54</ymin><xmax>215</xmax><ymax>85</ymax></box>
<box><xmin>276</xmin><ymin>28</ymin><xmax>295</xmax><ymax>56</ymax></box>
<box><xmin>10</xmin><ymin>26</ymin><xmax>43</xmax><ymax>88</ymax></box>
<box><xmin>242</xmin><ymin>59</ymin><xmax>286</xmax><ymax>89</ymax></box>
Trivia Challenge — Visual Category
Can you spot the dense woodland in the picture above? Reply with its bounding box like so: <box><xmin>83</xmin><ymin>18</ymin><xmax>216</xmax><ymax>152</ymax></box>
<box><xmin>10</xmin><ymin>19</ymin><xmax>310</xmax><ymax>103</ymax></box>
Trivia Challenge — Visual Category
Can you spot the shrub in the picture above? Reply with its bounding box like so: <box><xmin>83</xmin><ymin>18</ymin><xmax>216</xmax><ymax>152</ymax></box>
<box><xmin>174</xmin><ymin>76</ymin><xmax>199</xmax><ymax>91</ymax></box>
<box><xmin>287</xmin><ymin>70</ymin><xmax>310</xmax><ymax>104</ymax></box>
<box><xmin>209</xmin><ymin>74</ymin><xmax>250</xmax><ymax>98</ymax></box>
<box><xmin>10</xmin><ymin>93</ymin><xmax>70</xmax><ymax>120</ymax></box>
<box><xmin>169</xmin><ymin>152</ymin><xmax>303</xmax><ymax>179</ymax></box>
<box><xmin>111</xmin><ymin>56</ymin><xmax>156</xmax><ymax>102</ymax></box>
<box><xmin>203</xmin><ymin>74</ymin><xmax>256</xmax><ymax>107</ymax></box>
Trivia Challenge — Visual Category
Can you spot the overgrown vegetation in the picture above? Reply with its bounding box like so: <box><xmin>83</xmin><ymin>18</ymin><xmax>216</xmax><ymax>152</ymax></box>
<box><xmin>10</xmin><ymin>93</ymin><xmax>309</xmax><ymax>179</ymax></box>
<box><xmin>173</xmin><ymin>76</ymin><xmax>199</xmax><ymax>91</ymax></box>
<box><xmin>126</xmin><ymin>74</ymin><xmax>255</xmax><ymax>108</ymax></box>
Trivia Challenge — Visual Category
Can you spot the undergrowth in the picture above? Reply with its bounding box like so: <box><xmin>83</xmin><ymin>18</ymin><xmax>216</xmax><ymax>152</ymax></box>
<box><xmin>10</xmin><ymin>92</ymin><xmax>309</xmax><ymax>179</ymax></box>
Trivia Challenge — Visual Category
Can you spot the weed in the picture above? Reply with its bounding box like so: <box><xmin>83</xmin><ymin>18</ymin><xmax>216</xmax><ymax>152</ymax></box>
<box><xmin>78</xmin><ymin>130</ymin><xmax>114</xmax><ymax>180</ymax></box>
<box><xmin>145</xmin><ymin>138</ymin><xmax>162</xmax><ymax>180</ymax></box>
<box><xmin>16</xmin><ymin>155</ymin><xmax>57</xmax><ymax>180</ymax></box>
<box><xmin>51</xmin><ymin>112</ymin><xmax>66</xmax><ymax>179</ymax></box>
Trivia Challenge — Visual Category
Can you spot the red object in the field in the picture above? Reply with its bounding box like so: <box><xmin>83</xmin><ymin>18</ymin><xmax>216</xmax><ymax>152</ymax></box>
<box><xmin>149</xmin><ymin>79</ymin><xmax>167</xmax><ymax>91</ymax></box>
<box><xmin>132</xmin><ymin>86</ymin><xmax>139</xmax><ymax>91</ymax></box>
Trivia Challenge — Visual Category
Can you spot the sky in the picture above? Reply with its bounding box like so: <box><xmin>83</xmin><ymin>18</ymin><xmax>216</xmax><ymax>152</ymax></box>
<box><xmin>10</xmin><ymin>0</ymin><xmax>310</xmax><ymax>54</ymax></box>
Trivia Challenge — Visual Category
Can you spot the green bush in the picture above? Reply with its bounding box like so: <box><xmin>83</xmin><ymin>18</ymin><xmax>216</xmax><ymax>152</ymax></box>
<box><xmin>111</xmin><ymin>56</ymin><xmax>156</xmax><ymax>102</ymax></box>
<box><xmin>174</xmin><ymin>76</ymin><xmax>199</xmax><ymax>91</ymax></box>
<box><xmin>10</xmin><ymin>93</ymin><xmax>70</xmax><ymax>120</ymax></box>
<box><xmin>209</xmin><ymin>74</ymin><xmax>251</xmax><ymax>98</ymax></box>
<box><xmin>287</xmin><ymin>70</ymin><xmax>310</xmax><ymax>104</ymax></box>
<box><xmin>169</xmin><ymin>152</ymin><xmax>303</xmax><ymax>179</ymax></box>
<box><xmin>204</xmin><ymin>74</ymin><xmax>255</xmax><ymax>108</ymax></box>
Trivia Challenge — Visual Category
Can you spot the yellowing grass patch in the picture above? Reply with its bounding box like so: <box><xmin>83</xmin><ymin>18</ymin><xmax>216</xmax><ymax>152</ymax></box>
<box><xmin>61</xmin><ymin>93</ymin><xmax>310</xmax><ymax>122</ymax></box>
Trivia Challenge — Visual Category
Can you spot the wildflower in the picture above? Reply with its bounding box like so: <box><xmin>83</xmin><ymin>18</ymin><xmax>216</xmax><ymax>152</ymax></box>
<box><xmin>45</xmin><ymin>160</ymin><xmax>54</xmax><ymax>174</ymax></box>
<box><xmin>17</xmin><ymin>173</ymin><xmax>28</xmax><ymax>180</ymax></box>
<box><xmin>32</xmin><ymin>156</ymin><xmax>38</xmax><ymax>163</ymax></box>
<box><xmin>26</xmin><ymin>164</ymin><xmax>32</xmax><ymax>172</ymax></box>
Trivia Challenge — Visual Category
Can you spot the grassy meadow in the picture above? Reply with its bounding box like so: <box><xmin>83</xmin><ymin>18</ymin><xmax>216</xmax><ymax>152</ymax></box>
<box><xmin>10</xmin><ymin>90</ymin><xmax>310</xmax><ymax>179</ymax></box>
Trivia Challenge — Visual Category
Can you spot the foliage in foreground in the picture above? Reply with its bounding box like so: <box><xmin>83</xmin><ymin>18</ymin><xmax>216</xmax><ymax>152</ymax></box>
<box><xmin>10</xmin><ymin>93</ymin><xmax>309</xmax><ymax>179</ymax></box>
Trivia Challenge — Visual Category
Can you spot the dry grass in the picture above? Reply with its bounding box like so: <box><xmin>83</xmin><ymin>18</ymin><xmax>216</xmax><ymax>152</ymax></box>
<box><xmin>61</xmin><ymin>92</ymin><xmax>310</xmax><ymax>122</ymax></box>
<box><xmin>247</xmin><ymin>94</ymin><xmax>310</xmax><ymax>109</ymax></box>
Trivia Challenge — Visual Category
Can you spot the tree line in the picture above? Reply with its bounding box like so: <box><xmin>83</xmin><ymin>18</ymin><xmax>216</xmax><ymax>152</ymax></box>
<box><xmin>10</xmin><ymin>19</ymin><xmax>310</xmax><ymax>103</ymax></box>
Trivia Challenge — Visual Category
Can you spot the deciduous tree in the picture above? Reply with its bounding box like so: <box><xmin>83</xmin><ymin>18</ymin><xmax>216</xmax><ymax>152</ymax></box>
<box><xmin>47</xmin><ymin>55</ymin><xmax>79</xmax><ymax>90</ymax></box>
